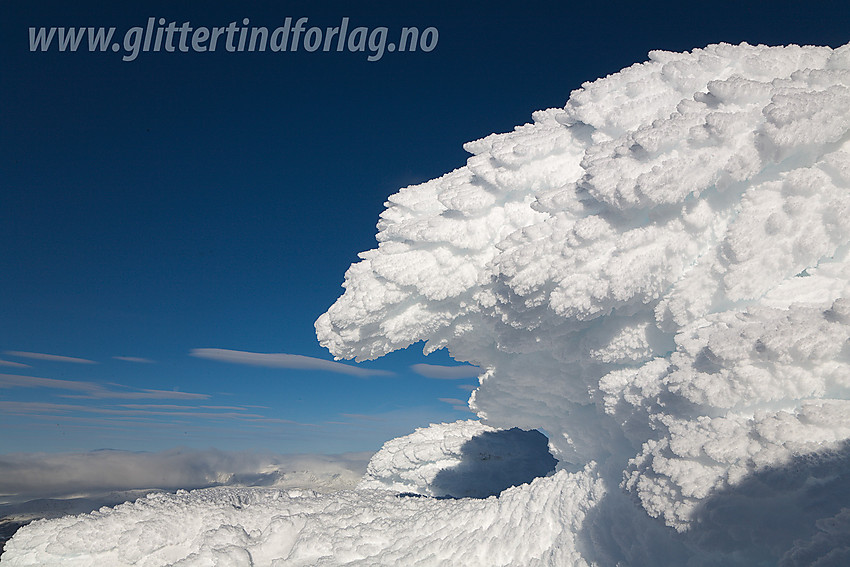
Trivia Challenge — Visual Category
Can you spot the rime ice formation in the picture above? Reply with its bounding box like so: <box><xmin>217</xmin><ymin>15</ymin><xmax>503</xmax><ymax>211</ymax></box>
<box><xmin>317</xmin><ymin>39</ymin><xmax>850</xmax><ymax>556</ymax></box>
<box><xmin>358</xmin><ymin>419</ymin><xmax>496</xmax><ymax>495</ymax></box>
<box><xmin>359</xmin><ymin>420</ymin><xmax>558</xmax><ymax>498</ymax></box>
<box><xmin>6</xmin><ymin>42</ymin><xmax>850</xmax><ymax>566</ymax></box>
<box><xmin>3</xmin><ymin>471</ymin><xmax>604</xmax><ymax>567</ymax></box>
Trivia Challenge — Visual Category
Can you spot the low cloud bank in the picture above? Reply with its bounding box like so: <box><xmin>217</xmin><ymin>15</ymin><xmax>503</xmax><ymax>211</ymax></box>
<box><xmin>0</xmin><ymin>449</ymin><xmax>370</xmax><ymax>506</ymax></box>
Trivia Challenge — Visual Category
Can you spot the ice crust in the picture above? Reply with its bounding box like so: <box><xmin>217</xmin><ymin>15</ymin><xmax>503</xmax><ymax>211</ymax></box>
<box><xmin>6</xmin><ymin>42</ymin><xmax>850</xmax><ymax>566</ymax></box>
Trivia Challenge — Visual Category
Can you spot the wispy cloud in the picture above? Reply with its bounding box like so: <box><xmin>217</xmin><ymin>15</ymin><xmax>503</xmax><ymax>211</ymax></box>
<box><xmin>0</xmin><ymin>373</ymin><xmax>99</xmax><ymax>393</ymax></box>
<box><xmin>112</xmin><ymin>356</ymin><xmax>155</xmax><ymax>364</ymax></box>
<box><xmin>341</xmin><ymin>413</ymin><xmax>385</xmax><ymax>422</ymax></box>
<box><xmin>0</xmin><ymin>400</ymin><xmax>321</xmax><ymax>441</ymax></box>
<box><xmin>0</xmin><ymin>401</ymin><xmax>251</xmax><ymax>419</ymax></box>
<box><xmin>190</xmin><ymin>348</ymin><xmax>394</xmax><ymax>377</ymax></box>
<box><xmin>0</xmin><ymin>401</ymin><xmax>309</xmax><ymax>429</ymax></box>
<box><xmin>117</xmin><ymin>404</ymin><xmax>228</xmax><ymax>410</ymax></box>
<box><xmin>68</xmin><ymin>389</ymin><xmax>209</xmax><ymax>400</ymax></box>
<box><xmin>0</xmin><ymin>359</ymin><xmax>30</xmax><ymax>368</ymax></box>
<box><xmin>410</xmin><ymin>363</ymin><xmax>480</xmax><ymax>379</ymax></box>
<box><xmin>3</xmin><ymin>351</ymin><xmax>97</xmax><ymax>364</ymax></box>
<box><xmin>439</xmin><ymin>397</ymin><xmax>473</xmax><ymax>412</ymax></box>
<box><xmin>0</xmin><ymin>373</ymin><xmax>209</xmax><ymax>400</ymax></box>
<box><xmin>244</xmin><ymin>417</ymin><xmax>305</xmax><ymax>425</ymax></box>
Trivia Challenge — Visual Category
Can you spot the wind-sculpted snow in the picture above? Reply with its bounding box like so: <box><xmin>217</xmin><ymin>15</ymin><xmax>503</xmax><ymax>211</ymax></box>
<box><xmin>359</xmin><ymin>420</ymin><xmax>557</xmax><ymax>498</ymax></box>
<box><xmin>6</xmin><ymin>41</ymin><xmax>850</xmax><ymax>566</ymax></box>
<box><xmin>3</xmin><ymin>470</ymin><xmax>603</xmax><ymax>566</ymax></box>
<box><xmin>358</xmin><ymin>420</ymin><xmax>496</xmax><ymax>495</ymax></box>
<box><xmin>315</xmin><ymin>41</ymin><xmax>850</xmax><ymax>559</ymax></box>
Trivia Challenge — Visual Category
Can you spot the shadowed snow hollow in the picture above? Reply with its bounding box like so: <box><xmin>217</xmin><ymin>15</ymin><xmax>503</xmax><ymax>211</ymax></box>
<box><xmin>6</xmin><ymin>41</ymin><xmax>850</xmax><ymax>566</ymax></box>
<box><xmin>359</xmin><ymin>420</ymin><xmax>557</xmax><ymax>498</ymax></box>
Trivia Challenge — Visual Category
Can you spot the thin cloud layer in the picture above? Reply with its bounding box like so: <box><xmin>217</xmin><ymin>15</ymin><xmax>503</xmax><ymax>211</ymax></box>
<box><xmin>0</xmin><ymin>373</ymin><xmax>208</xmax><ymax>400</ymax></box>
<box><xmin>190</xmin><ymin>348</ymin><xmax>393</xmax><ymax>377</ymax></box>
<box><xmin>112</xmin><ymin>356</ymin><xmax>155</xmax><ymax>364</ymax></box>
<box><xmin>438</xmin><ymin>397</ymin><xmax>472</xmax><ymax>411</ymax></box>
<box><xmin>3</xmin><ymin>351</ymin><xmax>97</xmax><ymax>364</ymax></box>
<box><xmin>0</xmin><ymin>401</ymin><xmax>249</xmax><ymax>419</ymax></box>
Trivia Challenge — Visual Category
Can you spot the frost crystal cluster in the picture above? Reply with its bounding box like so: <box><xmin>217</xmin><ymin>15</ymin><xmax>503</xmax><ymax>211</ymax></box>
<box><xmin>5</xmin><ymin>42</ymin><xmax>850</xmax><ymax>566</ymax></box>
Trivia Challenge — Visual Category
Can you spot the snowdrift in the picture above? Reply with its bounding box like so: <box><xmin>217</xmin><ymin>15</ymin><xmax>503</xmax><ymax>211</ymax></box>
<box><xmin>5</xmin><ymin>41</ymin><xmax>850</xmax><ymax>566</ymax></box>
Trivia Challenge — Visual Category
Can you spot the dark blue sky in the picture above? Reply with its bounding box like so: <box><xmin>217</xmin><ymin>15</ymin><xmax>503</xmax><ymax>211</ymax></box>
<box><xmin>1</xmin><ymin>0</ymin><xmax>848</xmax><ymax>454</ymax></box>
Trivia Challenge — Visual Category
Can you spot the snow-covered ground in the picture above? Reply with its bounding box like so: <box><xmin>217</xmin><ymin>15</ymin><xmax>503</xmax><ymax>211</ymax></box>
<box><xmin>0</xmin><ymin>450</ymin><xmax>370</xmax><ymax>560</ymax></box>
<box><xmin>5</xmin><ymin>41</ymin><xmax>850</xmax><ymax>565</ymax></box>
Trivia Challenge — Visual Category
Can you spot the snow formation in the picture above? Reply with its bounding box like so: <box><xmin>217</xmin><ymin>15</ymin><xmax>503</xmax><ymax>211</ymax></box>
<box><xmin>359</xmin><ymin>420</ymin><xmax>557</xmax><ymax>498</ymax></box>
<box><xmin>6</xmin><ymin>41</ymin><xmax>850</xmax><ymax>566</ymax></box>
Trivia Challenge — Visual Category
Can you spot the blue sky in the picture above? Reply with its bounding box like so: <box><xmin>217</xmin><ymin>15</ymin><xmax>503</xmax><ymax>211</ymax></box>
<box><xmin>1</xmin><ymin>0</ymin><xmax>848</xmax><ymax>456</ymax></box>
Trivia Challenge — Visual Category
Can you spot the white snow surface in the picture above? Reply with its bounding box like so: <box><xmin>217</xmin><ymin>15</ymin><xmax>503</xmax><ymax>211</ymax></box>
<box><xmin>6</xmin><ymin>41</ymin><xmax>850</xmax><ymax>566</ymax></box>
<box><xmin>358</xmin><ymin>420</ymin><xmax>496</xmax><ymax>495</ymax></box>
<box><xmin>359</xmin><ymin>420</ymin><xmax>557</xmax><ymax>498</ymax></box>
<box><xmin>3</xmin><ymin>469</ymin><xmax>602</xmax><ymax>567</ymax></box>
